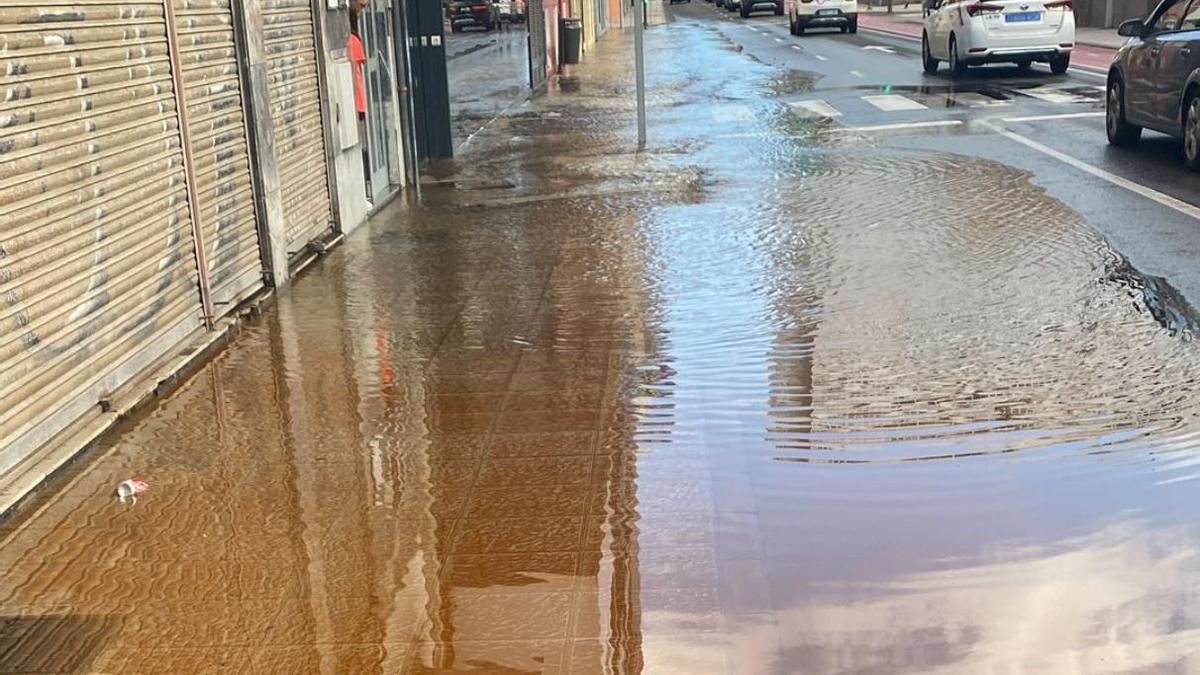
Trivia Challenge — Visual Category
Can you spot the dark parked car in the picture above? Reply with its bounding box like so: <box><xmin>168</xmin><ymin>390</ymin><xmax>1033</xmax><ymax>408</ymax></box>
<box><xmin>1107</xmin><ymin>0</ymin><xmax>1200</xmax><ymax>168</ymax></box>
<box><xmin>448</xmin><ymin>0</ymin><xmax>499</xmax><ymax>32</ymax></box>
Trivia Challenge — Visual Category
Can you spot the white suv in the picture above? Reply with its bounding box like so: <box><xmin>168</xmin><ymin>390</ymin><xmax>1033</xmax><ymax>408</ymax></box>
<box><xmin>922</xmin><ymin>0</ymin><xmax>1075</xmax><ymax>76</ymax></box>
<box><xmin>788</xmin><ymin>0</ymin><xmax>858</xmax><ymax>34</ymax></box>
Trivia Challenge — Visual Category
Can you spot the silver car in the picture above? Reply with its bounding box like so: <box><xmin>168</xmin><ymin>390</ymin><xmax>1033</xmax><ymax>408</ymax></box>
<box><xmin>1107</xmin><ymin>0</ymin><xmax>1200</xmax><ymax>168</ymax></box>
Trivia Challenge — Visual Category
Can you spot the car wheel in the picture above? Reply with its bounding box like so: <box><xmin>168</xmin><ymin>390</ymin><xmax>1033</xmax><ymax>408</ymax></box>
<box><xmin>1106</xmin><ymin>76</ymin><xmax>1142</xmax><ymax>147</ymax></box>
<box><xmin>949</xmin><ymin>35</ymin><xmax>966</xmax><ymax>78</ymax></box>
<box><xmin>921</xmin><ymin>32</ymin><xmax>938</xmax><ymax>74</ymax></box>
<box><xmin>840</xmin><ymin>24</ymin><xmax>847</xmax><ymax>32</ymax></box>
<box><xmin>1185</xmin><ymin>91</ymin><xmax>1200</xmax><ymax>170</ymax></box>
<box><xmin>1050</xmin><ymin>53</ymin><xmax>1070</xmax><ymax>74</ymax></box>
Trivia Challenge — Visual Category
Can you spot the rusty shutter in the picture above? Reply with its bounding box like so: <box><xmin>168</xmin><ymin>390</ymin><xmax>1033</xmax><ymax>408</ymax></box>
<box><xmin>262</xmin><ymin>0</ymin><xmax>334</xmax><ymax>255</ymax></box>
<box><xmin>173</xmin><ymin>0</ymin><xmax>264</xmax><ymax>308</ymax></box>
<box><xmin>0</xmin><ymin>2</ymin><xmax>206</xmax><ymax>474</ymax></box>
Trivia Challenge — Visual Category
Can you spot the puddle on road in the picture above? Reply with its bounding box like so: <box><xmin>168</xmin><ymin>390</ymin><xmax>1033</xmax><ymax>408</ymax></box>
<box><xmin>5</xmin><ymin>16</ymin><xmax>1200</xmax><ymax>675</ymax></box>
<box><xmin>770</xmin><ymin>69</ymin><xmax>820</xmax><ymax>96</ymax></box>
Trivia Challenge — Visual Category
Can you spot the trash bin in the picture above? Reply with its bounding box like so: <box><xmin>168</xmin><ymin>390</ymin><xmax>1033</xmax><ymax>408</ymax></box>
<box><xmin>561</xmin><ymin>18</ymin><xmax>582</xmax><ymax>65</ymax></box>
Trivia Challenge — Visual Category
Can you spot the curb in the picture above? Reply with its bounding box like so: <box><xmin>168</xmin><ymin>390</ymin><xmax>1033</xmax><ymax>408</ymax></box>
<box><xmin>0</xmin><ymin>235</ymin><xmax>347</xmax><ymax>525</ymax></box>
<box><xmin>0</xmin><ymin>292</ymin><xmax>271</xmax><ymax>524</ymax></box>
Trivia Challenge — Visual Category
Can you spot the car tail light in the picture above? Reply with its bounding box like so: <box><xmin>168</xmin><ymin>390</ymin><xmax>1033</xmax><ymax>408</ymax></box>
<box><xmin>472</xmin><ymin>4</ymin><xmax>487</xmax><ymax>9</ymax></box>
<box><xmin>1045</xmin><ymin>0</ymin><xmax>1071</xmax><ymax>8</ymax></box>
<box><xmin>964</xmin><ymin>2</ymin><xmax>1002</xmax><ymax>15</ymax></box>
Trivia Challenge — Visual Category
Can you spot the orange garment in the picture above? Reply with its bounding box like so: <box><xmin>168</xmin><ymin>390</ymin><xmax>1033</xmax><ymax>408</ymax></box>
<box><xmin>349</xmin><ymin>33</ymin><xmax>367</xmax><ymax>115</ymax></box>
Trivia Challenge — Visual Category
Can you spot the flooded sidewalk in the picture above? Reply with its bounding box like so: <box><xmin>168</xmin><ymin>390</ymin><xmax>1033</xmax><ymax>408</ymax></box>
<box><xmin>6</xmin><ymin>15</ymin><xmax>1200</xmax><ymax>675</ymax></box>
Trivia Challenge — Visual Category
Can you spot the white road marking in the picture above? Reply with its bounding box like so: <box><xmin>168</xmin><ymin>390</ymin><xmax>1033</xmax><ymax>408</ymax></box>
<box><xmin>862</xmin><ymin>45</ymin><xmax>896</xmax><ymax>53</ymax></box>
<box><xmin>1018</xmin><ymin>86</ymin><xmax>1089</xmax><ymax>104</ymax></box>
<box><xmin>789</xmin><ymin>99</ymin><xmax>842</xmax><ymax>117</ymax></box>
<box><xmin>815</xmin><ymin>54</ymin><xmax>828</xmax><ymax>60</ymax></box>
<box><xmin>993</xmin><ymin>124</ymin><xmax>1200</xmax><ymax>223</ymax></box>
<box><xmin>862</xmin><ymin>94</ymin><xmax>927</xmax><ymax>111</ymax></box>
<box><xmin>1001</xmin><ymin>111</ymin><xmax>1105</xmax><ymax>122</ymax></box>
<box><xmin>714</xmin><ymin>120</ymin><xmax>962</xmax><ymax>139</ymax></box>
<box><xmin>827</xmin><ymin>120</ymin><xmax>962</xmax><ymax>133</ymax></box>
<box><xmin>946</xmin><ymin>92</ymin><xmax>1012</xmax><ymax>108</ymax></box>
<box><xmin>775</xmin><ymin>37</ymin><xmax>784</xmax><ymax>42</ymax></box>
<box><xmin>791</xmin><ymin>44</ymin><xmax>803</xmax><ymax>50</ymax></box>
<box><xmin>849</xmin><ymin>69</ymin><xmax>865</xmax><ymax>77</ymax></box>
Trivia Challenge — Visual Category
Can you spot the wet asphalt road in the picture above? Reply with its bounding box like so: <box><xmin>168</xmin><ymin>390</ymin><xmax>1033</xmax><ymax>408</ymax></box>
<box><xmin>445</xmin><ymin>26</ymin><xmax>531</xmax><ymax>150</ymax></box>
<box><xmin>7</xmin><ymin>6</ymin><xmax>1200</xmax><ymax>674</ymax></box>
<box><xmin>682</xmin><ymin>1</ymin><xmax>1200</xmax><ymax>300</ymax></box>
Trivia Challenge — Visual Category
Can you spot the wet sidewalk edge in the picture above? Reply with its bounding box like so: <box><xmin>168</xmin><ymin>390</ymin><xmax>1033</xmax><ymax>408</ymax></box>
<box><xmin>0</xmin><ymin>235</ymin><xmax>362</xmax><ymax>522</ymax></box>
<box><xmin>0</xmin><ymin>291</ymin><xmax>271</xmax><ymax>523</ymax></box>
<box><xmin>0</xmin><ymin>25</ymin><xmax>577</xmax><ymax>521</ymax></box>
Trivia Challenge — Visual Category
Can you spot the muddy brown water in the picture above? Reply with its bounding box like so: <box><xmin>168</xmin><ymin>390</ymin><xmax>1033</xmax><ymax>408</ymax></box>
<box><xmin>5</xmin><ymin>19</ymin><xmax>1200</xmax><ymax>675</ymax></box>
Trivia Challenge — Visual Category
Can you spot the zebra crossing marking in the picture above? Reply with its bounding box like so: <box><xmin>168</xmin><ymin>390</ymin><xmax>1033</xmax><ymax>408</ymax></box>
<box><xmin>946</xmin><ymin>92</ymin><xmax>1013</xmax><ymax>108</ymax></box>
<box><xmin>862</xmin><ymin>94</ymin><xmax>927</xmax><ymax>111</ymax></box>
<box><xmin>1019</xmin><ymin>86</ymin><xmax>1089</xmax><ymax>104</ymax></box>
<box><xmin>789</xmin><ymin>100</ymin><xmax>842</xmax><ymax>118</ymax></box>
<box><xmin>787</xmin><ymin>87</ymin><xmax>1101</xmax><ymax>120</ymax></box>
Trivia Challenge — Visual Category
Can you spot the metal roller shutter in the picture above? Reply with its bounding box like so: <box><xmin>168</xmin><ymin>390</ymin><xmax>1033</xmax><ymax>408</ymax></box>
<box><xmin>173</xmin><ymin>0</ymin><xmax>264</xmax><ymax>309</ymax></box>
<box><xmin>261</xmin><ymin>0</ymin><xmax>333</xmax><ymax>255</ymax></box>
<box><xmin>0</xmin><ymin>2</ymin><xmax>206</xmax><ymax>473</ymax></box>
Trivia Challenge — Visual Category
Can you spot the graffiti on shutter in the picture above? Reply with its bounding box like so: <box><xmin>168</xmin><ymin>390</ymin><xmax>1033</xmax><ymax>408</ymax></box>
<box><xmin>261</xmin><ymin>0</ymin><xmax>334</xmax><ymax>255</ymax></box>
<box><xmin>0</xmin><ymin>2</ymin><xmax>205</xmax><ymax>474</ymax></box>
<box><xmin>173</xmin><ymin>0</ymin><xmax>265</xmax><ymax>310</ymax></box>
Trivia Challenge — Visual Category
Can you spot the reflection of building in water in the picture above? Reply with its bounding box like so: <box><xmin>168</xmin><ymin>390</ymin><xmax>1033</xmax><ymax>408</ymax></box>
<box><xmin>0</xmin><ymin>189</ymin><xmax>668</xmax><ymax>672</ymax></box>
<box><xmin>406</xmin><ymin>199</ymin><xmax>665</xmax><ymax>671</ymax></box>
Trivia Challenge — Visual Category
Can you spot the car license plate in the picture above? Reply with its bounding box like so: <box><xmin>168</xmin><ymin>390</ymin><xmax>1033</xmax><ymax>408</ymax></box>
<box><xmin>817</xmin><ymin>8</ymin><xmax>838</xmax><ymax>15</ymax></box>
<box><xmin>1005</xmin><ymin>11</ymin><xmax>1041</xmax><ymax>22</ymax></box>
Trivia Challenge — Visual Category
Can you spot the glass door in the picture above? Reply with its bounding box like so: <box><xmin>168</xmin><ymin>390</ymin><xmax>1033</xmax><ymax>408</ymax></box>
<box><xmin>363</xmin><ymin>0</ymin><xmax>402</xmax><ymax>202</ymax></box>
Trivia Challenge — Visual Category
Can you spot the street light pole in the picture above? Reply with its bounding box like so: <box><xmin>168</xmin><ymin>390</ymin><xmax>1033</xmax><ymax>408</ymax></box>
<box><xmin>634</xmin><ymin>0</ymin><xmax>647</xmax><ymax>150</ymax></box>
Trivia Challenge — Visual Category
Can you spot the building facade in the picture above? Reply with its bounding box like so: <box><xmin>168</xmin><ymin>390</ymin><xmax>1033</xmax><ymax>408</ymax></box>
<box><xmin>0</xmin><ymin>0</ymin><xmax>409</xmax><ymax>501</ymax></box>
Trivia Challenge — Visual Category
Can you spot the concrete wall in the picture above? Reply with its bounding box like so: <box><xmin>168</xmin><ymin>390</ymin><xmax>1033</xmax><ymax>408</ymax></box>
<box><xmin>1073</xmin><ymin>0</ymin><xmax>1155</xmax><ymax>27</ymax></box>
